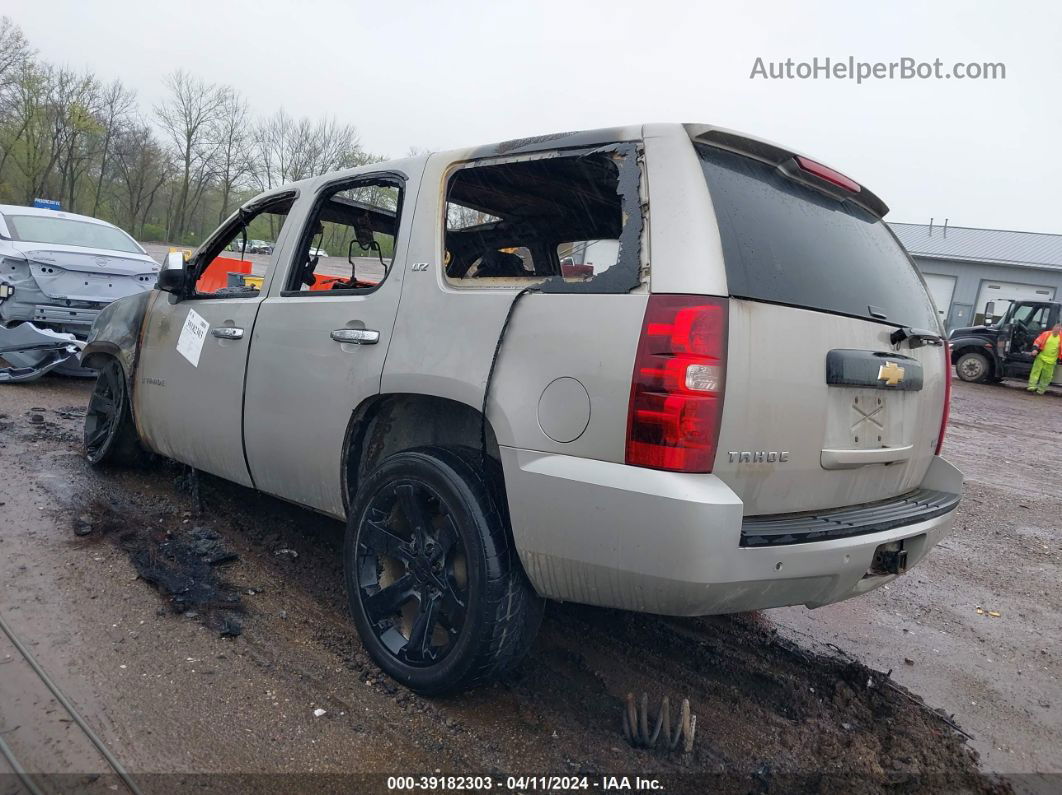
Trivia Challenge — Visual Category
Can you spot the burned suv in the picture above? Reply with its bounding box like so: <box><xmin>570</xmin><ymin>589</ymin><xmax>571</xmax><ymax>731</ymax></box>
<box><xmin>81</xmin><ymin>124</ymin><xmax>962</xmax><ymax>694</ymax></box>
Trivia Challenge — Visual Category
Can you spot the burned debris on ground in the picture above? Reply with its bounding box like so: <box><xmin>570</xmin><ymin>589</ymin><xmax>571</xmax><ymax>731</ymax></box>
<box><xmin>74</xmin><ymin>498</ymin><xmax>244</xmax><ymax>637</ymax></box>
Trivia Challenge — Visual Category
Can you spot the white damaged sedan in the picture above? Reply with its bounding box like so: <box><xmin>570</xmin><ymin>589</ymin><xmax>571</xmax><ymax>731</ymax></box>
<box><xmin>0</xmin><ymin>205</ymin><xmax>159</xmax><ymax>381</ymax></box>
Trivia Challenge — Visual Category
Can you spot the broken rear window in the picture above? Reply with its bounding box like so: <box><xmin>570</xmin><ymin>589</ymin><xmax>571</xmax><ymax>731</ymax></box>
<box><xmin>4</xmin><ymin>214</ymin><xmax>143</xmax><ymax>254</ymax></box>
<box><xmin>443</xmin><ymin>146</ymin><xmax>642</xmax><ymax>293</ymax></box>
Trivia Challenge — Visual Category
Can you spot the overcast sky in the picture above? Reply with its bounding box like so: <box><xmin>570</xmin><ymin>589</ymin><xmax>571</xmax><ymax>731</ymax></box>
<box><xmin>6</xmin><ymin>0</ymin><xmax>1060</xmax><ymax>232</ymax></box>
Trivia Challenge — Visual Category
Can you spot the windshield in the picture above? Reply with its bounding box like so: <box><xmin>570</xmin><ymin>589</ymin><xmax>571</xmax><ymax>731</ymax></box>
<box><xmin>698</xmin><ymin>145</ymin><xmax>938</xmax><ymax>330</ymax></box>
<box><xmin>3</xmin><ymin>214</ymin><xmax>144</xmax><ymax>254</ymax></box>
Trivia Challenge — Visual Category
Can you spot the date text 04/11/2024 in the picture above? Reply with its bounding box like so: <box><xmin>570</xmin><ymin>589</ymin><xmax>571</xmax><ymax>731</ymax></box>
<box><xmin>386</xmin><ymin>776</ymin><xmax>663</xmax><ymax>791</ymax></box>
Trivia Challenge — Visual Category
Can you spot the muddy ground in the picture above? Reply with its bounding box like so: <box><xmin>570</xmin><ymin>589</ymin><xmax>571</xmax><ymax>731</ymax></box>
<box><xmin>0</xmin><ymin>377</ymin><xmax>1058</xmax><ymax>793</ymax></box>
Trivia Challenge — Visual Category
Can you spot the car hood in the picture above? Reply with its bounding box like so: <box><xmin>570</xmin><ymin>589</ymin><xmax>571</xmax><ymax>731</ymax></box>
<box><xmin>949</xmin><ymin>324</ymin><xmax>996</xmax><ymax>338</ymax></box>
<box><xmin>9</xmin><ymin>243</ymin><xmax>159</xmax><ymax>303</ymax></box>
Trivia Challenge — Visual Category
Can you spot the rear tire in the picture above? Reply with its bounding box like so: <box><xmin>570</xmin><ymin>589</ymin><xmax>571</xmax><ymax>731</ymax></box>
<box><xmin>84</xmin><ymin>359</ymin><xmax>146</xmax><ymax>467</ymax></box>
<box><xmin>955</xmin><ymin>352</ymin><xmax>990</xmax><ymax>383</ymax></box>
<box><xmin>344</xmin><ymin>446</ymin><xmax>543</xmax><ymax>695</ymax></box>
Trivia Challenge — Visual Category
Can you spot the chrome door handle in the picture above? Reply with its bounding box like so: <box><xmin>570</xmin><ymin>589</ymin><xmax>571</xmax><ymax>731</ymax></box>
<box><xmin>212</xmin><ymin>327</ymin><xmax>244</xmax><ymax>339</ymax></box>
<box><xmin>331</xmin><ymin>328</ymin><xmax>380</xmax><ymax>345</ymax></box>
<box><xmin>820</xmin><ymin>444</ymin><xmax>914</xmax><ymax>470</ymax></box>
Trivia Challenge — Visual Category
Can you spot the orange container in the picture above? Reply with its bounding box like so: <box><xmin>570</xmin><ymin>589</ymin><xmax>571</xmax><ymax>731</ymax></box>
<box><xmin>198</xmin><ymin>256</ymin><xmax>252</xmax><ymax>293</ymax></box>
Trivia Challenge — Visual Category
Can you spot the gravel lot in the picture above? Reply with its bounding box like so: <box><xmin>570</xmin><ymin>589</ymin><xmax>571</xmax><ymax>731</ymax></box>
<box><xmin>0</xmin><ymin>377</ymin><xmax>1058</xmax><ymax>793</ymax></box>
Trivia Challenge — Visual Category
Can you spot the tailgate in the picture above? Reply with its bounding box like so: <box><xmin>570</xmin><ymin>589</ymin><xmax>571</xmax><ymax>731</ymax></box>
<box><xmin>715</xmin><ymin>300</ymin><xmax>946</xmax><ymax>515</ymax></box>
<box><xmin>695</xmin><ymin>138</ymin><xmax>946</xmax><ymax>515</ymax></box>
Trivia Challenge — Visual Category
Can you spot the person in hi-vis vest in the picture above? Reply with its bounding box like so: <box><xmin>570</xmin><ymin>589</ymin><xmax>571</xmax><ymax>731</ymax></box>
<box><xmin>1028</xmin><ymin>322</ymin><xmax>1062</xmax><ymax>395</ymax></box>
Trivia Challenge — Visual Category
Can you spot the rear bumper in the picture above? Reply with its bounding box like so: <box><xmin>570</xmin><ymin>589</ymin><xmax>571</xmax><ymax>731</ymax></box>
<box><xmin>33</xmin><ymin>304</ymin><xmax>100</xmax><ymax>329</ymax></box>
<box><xmin>500</xmin><ymin>449</ymin><xmax>963</xmax><ymax>616</ymax></box>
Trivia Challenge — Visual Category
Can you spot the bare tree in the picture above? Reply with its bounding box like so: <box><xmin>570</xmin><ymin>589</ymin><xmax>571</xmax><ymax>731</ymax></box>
<box><xmin>248</xmin><ymin>110</ymin><xmax>367</xmax><ymax>240</ymax></box>
<box><xmin>111</xmin><ymin>122</ymin><xmax>171</xmax><ymax>237</ymax></box>
<box><xmin>54</xmin><ymin>69</ymin><xmax>101</xmax><ymax>211</ymax></box>
<box><xmin>4</xmin><ymin>62</ymin><xmax>65</xmax><ymax>204</ymax></box>
<box><xmin>0</xmin><ymin>17</ymin><xmax>32</xmax><ymax>111</ymax></box>
<box><xmin>155</xmin><ymin>70</ymin><xmax>226</xmax><ymax>241</ymax></box>
<box><xmin>0</xmin><ymin>22</ymin><xmax>385</xmax><ymax>241</ymax></box>
<box><xmin>90</xmin><ymin>79</ymin><xmax>136</xmax><ymax>215</ymax></box>
<box><xmin>251</xmin><ymin>108</ymin><xmax>366</xmax><ymax>190</ymax></box>
<box><xmin>214</xmin><ymin>87</ymin><xmax>251</xmax><ymax>222</ymax></box>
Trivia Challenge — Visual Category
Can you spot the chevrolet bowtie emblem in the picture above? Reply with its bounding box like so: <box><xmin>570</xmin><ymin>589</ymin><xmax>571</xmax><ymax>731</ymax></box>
<box><xmin>877</xmin><ymin>361</ymin><xmax>905</xmax><ymax>386</ymax></box>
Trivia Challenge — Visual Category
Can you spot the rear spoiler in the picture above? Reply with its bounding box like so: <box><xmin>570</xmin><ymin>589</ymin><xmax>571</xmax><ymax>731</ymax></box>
<box><xmin>686</xmin><ymin>126</ymin><xmax>889</xmax><ymax>218</ymax></box>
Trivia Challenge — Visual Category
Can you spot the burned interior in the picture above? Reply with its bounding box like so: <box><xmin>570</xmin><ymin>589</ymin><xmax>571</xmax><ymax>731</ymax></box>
<box><xmin>444</xmin><ymin>145</ymin><xmax>642</xmax><ymax>293</ymax></box>
<box><xmin>192</xmin><ymin>193</ymin><xmax>296</xmax><ymax>296</ymax></box>
<box><xmin>289</xmin><ymin>178</ymin><xmax>403</xmax><ymax>292</ymax></box>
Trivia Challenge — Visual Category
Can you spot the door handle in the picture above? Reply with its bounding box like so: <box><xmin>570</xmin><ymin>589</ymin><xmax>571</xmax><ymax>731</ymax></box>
<box><xmin>212</xmin><ymin>327</ymin><xmax>244</xmax><ymax>339</ymax></box>
<box><xmin>820</xmin><ymin>444</ymin><xmax>914</xmax><ymax>470</ymax></box>
<box><xmin>331</xmin><ymin>328</ymin><xmax>379</xmax><ymax>345</ymax></box>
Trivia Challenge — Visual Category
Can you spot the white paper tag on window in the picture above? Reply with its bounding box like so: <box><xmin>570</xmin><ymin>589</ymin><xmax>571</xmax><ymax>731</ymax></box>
<box><xmin>176</xmin><ymin>308</ymin><xmax>209</xmax><ymax>367</ymax></box>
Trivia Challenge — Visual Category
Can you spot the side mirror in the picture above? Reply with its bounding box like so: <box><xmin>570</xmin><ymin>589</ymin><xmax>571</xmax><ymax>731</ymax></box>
<box><xmin>158</xmin><ymin>250</ymin><xmax>189</xmax><ymax>294</ymax></box>
<box><xmin>983</xmin><ymin>301</ymin><xmax>996</xmax><ymax>324</ymax></box>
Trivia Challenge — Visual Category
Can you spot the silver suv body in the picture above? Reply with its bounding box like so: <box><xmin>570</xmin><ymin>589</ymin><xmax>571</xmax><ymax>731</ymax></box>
<box><xmin>81</xmin><ymin>123</ymin><xmax>962</xmax><ymax>693</ymax></box>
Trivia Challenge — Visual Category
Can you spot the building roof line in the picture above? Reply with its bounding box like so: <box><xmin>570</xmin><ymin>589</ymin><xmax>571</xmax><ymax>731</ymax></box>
<box><xmin>890</xmin><ymin>221</ymin><xmax>1062</xmax><ymax>239</ymax></box>
<box><xmin>912</xmin><ymin>253</ymin><xmax>1062</xmax><ymax>271</ymax></box>
<box><xmin>889</xmin><ymin>221</ymin><xmax>1062</xmax><ymax>270</ymax></box>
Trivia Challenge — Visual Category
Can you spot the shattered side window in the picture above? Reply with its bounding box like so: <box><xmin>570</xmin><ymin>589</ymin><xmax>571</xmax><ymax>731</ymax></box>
<box><xmin>462</xmin><ymin>246</ymin><xmax>535</xmax><ymax>278</ymax></box>
<box><xmin>287</xmin><ymin>179</ymin><xmax>403</xmax><ymax>293</ymax></box>
<box><xmin>557</xmin><ymin>240</ymin><xmax>619</xmax><ymax>277</ymax></box>
<box><xmin>194</xmin><ymin>197</ymin><xmax>293</xmax><ymax>297</ymax></box>
<box><xmin>443</xmin><ymin>145</ymin><xmax>642</xmax><ymax>293</ymax></box>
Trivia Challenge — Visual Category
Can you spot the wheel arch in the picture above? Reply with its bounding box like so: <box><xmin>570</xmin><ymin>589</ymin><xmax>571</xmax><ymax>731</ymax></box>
<box><xmin>79</xmin><ymin>290</ymin><xmax>155</xmax><ymax>392</ymax></box>
<box><xmin>950</xmin><ymin>341</ymin><xmax>1000</xmax><ymax>378</ymax></box>
<box><xmin>341</xmin><ymin>392</ymin><xmax>503</xmax><ymax>515</ymax></box>
<box><xmin>81</xmin><ymin>341</ymin><xmax>123</xmax><ymax>371</ymax></box>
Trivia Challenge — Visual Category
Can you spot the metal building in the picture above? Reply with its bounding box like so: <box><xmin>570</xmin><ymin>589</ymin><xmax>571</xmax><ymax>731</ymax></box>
<box><xmin>890</xmin><ymin>222</ymin><xmax>1062</xmax><ymax>330</ymax></box>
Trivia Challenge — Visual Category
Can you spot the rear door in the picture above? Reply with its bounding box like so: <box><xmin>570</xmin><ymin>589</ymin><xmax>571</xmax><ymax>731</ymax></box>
<box><xmin>242</xmin><ymin>170</ymin><xmax>414</xmax><ymax>518</ymax></box>
<box><xmin>696</xmin><ymin>144</ymin><xmax>947</xmax><ymax>516</ymax></box>
<box><xmin>134</xmin><ymin>194</ymin><xmax>296</xmax><ymax>486</ymax></box>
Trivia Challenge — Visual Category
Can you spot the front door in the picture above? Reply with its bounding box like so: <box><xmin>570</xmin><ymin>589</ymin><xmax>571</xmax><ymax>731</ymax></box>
<box><xmin>134</xmin><ymin>194</ymin><xmax>297</xmax><ymax>486</ymax></box>
<box><xmin>242</xmin><ymin>171</ymin><xmax>416</xmax><ymax>517</ymax></box>
<box><xmin>1005</xmin><ymin>302</ymin><xmax>1052</xmax><ymax>367</ymax></box>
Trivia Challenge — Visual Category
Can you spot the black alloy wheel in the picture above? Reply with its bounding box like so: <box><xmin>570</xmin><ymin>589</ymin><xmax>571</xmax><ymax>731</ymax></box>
<box><xmin>345</xmin><ymin>447</ymin><xmax>543</xmax><ymax>695</ymax></box>
<box><xmin>355</xmin><ymin>480</ymin><xmax>469</xmax><ymax>666</ymax></box>
<box><xmin>84</xmin><ymin>359</ymin><xmax>144</xmax><ymax>466</ymax></box>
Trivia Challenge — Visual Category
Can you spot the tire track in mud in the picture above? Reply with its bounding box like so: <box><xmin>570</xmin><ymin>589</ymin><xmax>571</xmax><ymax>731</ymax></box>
<box><xmin>83</xmin><ymin>472</ymin><xmax>994</xmax><ymax>790</ymax></box>
<box><xmin>0</xmin><ymin>612</ymin><xmax>140</xmax><ymax>795</ymax></box>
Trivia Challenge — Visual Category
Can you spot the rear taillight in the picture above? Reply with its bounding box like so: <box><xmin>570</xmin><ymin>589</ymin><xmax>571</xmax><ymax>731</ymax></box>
<box><xmin>935</xmin><ymin>343</ymin><xmax>952</xmax><ymax>455</ymax></box>
<box><xmin>626</xmin><ymin>295</ymin><xmax>728</xmax><ymax>472</ymax></box>
<box><xmin>795</xmin><ymin>156</ymin><xmax>861</xmax><ymax>193</ymax></box>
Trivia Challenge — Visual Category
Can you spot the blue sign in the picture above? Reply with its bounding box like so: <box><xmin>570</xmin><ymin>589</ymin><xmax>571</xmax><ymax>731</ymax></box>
<box><xmin>32</xmin><ymin>198</ymin><xmax>61</xmax><ymax>211</ymax></box>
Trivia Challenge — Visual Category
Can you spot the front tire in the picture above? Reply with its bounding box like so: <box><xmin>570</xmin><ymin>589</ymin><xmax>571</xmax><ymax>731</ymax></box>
<box><xmin>955</xmin><ymin>351</ymin><xmax>990</xmax><ymax>383</ymax></box>
<box><xmin>84</xmin><ymin>359</ymin><xmax>146</xmax><ymax>466</ymax></box>
<box><xmin>344</xmin><ymin>446</ymin><xmax>543</xmax><ymax>695</ymax></box>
